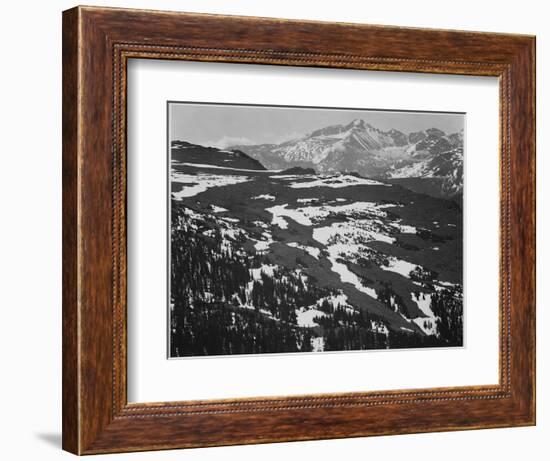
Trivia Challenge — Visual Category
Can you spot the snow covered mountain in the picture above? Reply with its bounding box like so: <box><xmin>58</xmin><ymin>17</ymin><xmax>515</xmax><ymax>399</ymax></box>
<box><xmin>231</xmin><ymin>120</ymin><xmax>463</xmax><ymax>201</ymax></box>
<box><xmin>386</xmin><ymin>130</ymin><xmax>463</xmax><ymax>201</ymax></box>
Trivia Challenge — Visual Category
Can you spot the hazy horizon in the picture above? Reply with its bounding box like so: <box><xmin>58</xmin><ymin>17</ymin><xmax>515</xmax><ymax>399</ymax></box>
<box><xmin>169</xmin><ymin>102</ymin><xmax>464</xmax><ymax>149</ymax></box>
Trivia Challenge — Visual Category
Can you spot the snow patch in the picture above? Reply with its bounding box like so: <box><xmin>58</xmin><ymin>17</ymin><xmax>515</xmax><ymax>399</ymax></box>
<box><xmin>398</xmin><ymin>224</ymin><xmax>417</xmax><ymax>233</ymax></box>
<box><xmin>412</xmin><ymin>317</ymin><xmax>437</xmax><ymax>336</ymax></box>
<box><xmin>380</xmin><ymin>257</ymin><xmax>418</xmax><ymax>278</ymax></box>
<box><xmin>289</xmin><ymin>174</ymin><xmax>388</xmax><ymax>189</ymax></box>
<box><xmin>254</xmin><ymin>240</ymin><xmax>271</xmax><ymax>252</ymax></box>
<box><xmin>179</xmin><ymin>162</ymin><xmax>282</xmax><ymax>173</ymax></box>
<box><xmin>268</xmin><ymin>201</ymin><xmax>396</xmax><ymax>229</ymax></box>
<box><xmin>249</xmin><ymin>264</ymin><xmax>277</xmax><ymax>281</ymax></box>
<box><xmin>388</xmin><ymin>161</ymin><xmax>428</xmax><ymax>178</ymax></box>
<box><xmin>410</xmin><ymin>292</ymin><xmax>438</xmax><ymax>336</ymax></box>
<box><xmin>371</xmin><ymin>321</ymin><xmax>389</xmax><ymax>336</ymax></box>
<box><xmin>313</xmin><ymin>221</ymin><xmax>396</xmax><ymax>246</ymax></box>
<box><xmin>210</xmin><ymin>205</ymin><xmax>228</xmax><ymax>213</ymax></box>
<box><xmin>271</xmin><ymin>215</ymin><xmax>288</xmax><ymax>229</ymax></box>
<box><xmin>315</xmin><ymin>293</ymin><xmax>354</xmax><ymax>312</ymax></box>
<box><xmin>171</xmin><ymin>173</ymin><xmax>250</xmax><ymax>199</ymax></box>
<box><xmin>295</xmin><ymin>307</ymin><xmax>327</xmax><ymax>328</ymax></box>
<box><xmin>267</xmin><ymin>204</ymin><xmax>313</xmax><ymax>227</ymax></box>
<box><xmin>287</xmin><ymin>242</ymin><xmax>321</xmax><ymax>259</ymax></box>
<box><xmin>311</xmin><ymin>336</ymin><xmax>325</xmax><ymax>352</ymax></box>
<box><xmin>270</xmin><ymin>174</ymin><xmax>315</xmax><ymax>180</ymax></box>
<box><xmin>314</xmin><ymin>240</ymin><xmax>378</xmax><ymax>300</ymax></box>
<box><xmin>253</xmin><ymin>231</ymin><xmax>274</xmax><ymax>252</ymax></box>
<box><xmin>253</xmin><ymin>194</ymin><xmax>276</xmax><ymax>201</ymax></box>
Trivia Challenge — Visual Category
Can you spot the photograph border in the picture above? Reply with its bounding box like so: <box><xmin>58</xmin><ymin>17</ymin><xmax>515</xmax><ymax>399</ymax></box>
<box><xmin>62</xmin><ymin>6</ymin><xmax>535</xmax><ymax>455</ymax></box>
<box><xmin>166</xmin><ymin>100</ymin><xmax>467</xmax><ymax>360</ymax></box>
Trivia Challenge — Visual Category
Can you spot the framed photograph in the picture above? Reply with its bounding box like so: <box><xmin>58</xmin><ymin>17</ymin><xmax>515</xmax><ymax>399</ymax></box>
<box><xmin>62</xmin><ymin>6</ymin><xmax>535</xmax><ymax>455</ymax></box>
<box><xmin>166</xmin><ymin>101</ymin><xmax>465</xmax><ymax>358</ymax></box>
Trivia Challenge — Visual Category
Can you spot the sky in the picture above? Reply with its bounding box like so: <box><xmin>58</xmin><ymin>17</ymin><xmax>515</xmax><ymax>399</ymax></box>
<box><xmin>169</xmin><ymin>102</ymin><xmax>464</xmax><ymax>148</ymax></box>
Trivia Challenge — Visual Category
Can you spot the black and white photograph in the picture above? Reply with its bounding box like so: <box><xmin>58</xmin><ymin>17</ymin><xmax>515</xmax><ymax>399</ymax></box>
<box><xmin>168</xmin><ymin>102</ymin><xmax>464</xmax><ymax>358</ymax></box>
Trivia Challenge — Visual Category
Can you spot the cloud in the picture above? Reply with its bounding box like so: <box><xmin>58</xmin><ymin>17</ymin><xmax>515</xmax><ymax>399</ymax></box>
<box><xmin>206</xmin><ymin>136</ymin><xmax>256</xmax><ymax>149</ymax></box>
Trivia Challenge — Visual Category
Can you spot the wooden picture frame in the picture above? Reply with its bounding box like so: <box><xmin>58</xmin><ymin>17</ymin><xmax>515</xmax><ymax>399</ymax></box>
<box><xmin>62</xmin><ymin>5</ymin><xmax>536</xmax><ymax>455</ymax></box>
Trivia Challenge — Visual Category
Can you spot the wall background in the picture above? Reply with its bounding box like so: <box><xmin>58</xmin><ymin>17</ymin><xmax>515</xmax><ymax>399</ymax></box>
<box><xmin>0</xmin><ymin>1</ymin><xmax>545</xmax><ymax>459</ymax></box>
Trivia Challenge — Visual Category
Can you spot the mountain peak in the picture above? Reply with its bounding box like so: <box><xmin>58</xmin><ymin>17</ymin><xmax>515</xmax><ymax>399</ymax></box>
<box><xmin>307</xmin><ymin>123</ymin><xmax>346</xmax><ymax>138</ymax></box>
<box><xmin>307</xmin><ymin>119</ymin><xmax>379</xmax><ymax>139</ymax></box>
<box><xmin>346</xmin><ymin>118</ymin><xmax>372</xmax><ymax>130</ymax></box>
<box><xmin>426</xmin><ymin>127</ymin><xmax>446</xmax><ymax>138</ymax></box>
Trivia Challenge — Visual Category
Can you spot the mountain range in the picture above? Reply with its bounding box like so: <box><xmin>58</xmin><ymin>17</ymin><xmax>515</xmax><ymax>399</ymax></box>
<box><xmin>230</xmin><ymin>119</ymin><xmax>463</xmax><ymax>202</ymax></box>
